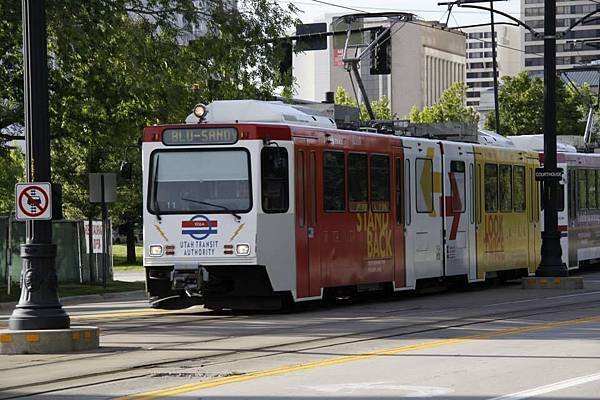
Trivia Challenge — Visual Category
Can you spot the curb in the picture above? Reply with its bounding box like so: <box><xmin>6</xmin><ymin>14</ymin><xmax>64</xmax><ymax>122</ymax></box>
<box><xmin>0</xmin><ymin>290</ymin><xmax>146</xmax><ymax>311</ymax></box>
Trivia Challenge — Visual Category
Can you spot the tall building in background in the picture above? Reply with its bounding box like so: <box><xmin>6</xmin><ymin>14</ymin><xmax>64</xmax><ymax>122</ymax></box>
<box><xmin>522</xmin><ymin>0</ymin><xmax>600</xmax><ymax>76</ymax></box>
<box><xmin>464</xmin><ymin>25</ymin><xmax>522</xmax><ymax>109</ymax></box>
<box><xmin>294</xmin><ymin>17</ymin><xmax>466</xmax><ymax>118</ymax></box>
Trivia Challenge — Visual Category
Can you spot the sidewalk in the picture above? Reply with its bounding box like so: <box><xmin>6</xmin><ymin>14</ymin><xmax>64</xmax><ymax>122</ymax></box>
<box><xmin>0</xmin><ymin>289</ymin><xmax>146</xmax><ymax>311</ymax></box>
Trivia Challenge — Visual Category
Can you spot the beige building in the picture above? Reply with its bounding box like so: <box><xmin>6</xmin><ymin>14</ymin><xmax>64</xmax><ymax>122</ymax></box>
<box><xmin>294</xmin><ymin>18</ymin><xmax>466</xmax><ymax>118</ymax></box>
<box><xmin>463</xmin><ymin>24</ymin><xmax>522</xmax><ymax>109</ymax></box>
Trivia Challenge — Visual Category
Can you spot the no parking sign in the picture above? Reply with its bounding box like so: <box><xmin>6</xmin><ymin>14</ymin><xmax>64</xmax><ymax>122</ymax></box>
<box><xmin>15</xmin><ymin>182</ymin><xmax>52</xmax><ymax>221</ymax></box>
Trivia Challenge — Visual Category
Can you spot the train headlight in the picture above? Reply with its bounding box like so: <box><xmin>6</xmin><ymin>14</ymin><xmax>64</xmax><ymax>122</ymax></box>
<box><xmin>193</xmin><ymin>104</ymin><xmax>208</xmax><ymax>120</ymax></box>
<box><xmin>235</xmin><ymin>243</ymin><xmax>250</xmax><ymax>256</ymax></box>
<box><xmin>149</xmin><ymin>245</ymin><xmax>163</xmax><ymax>257</ymax></box>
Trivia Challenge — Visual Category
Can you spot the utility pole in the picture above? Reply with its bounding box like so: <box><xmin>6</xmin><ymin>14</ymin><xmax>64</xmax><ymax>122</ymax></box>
<box><xmin>8</xmin><ymin>0</ymin><xmax>70</xmax><ymax>330</ymax></box>
<box><xmin>536</xmin><ymin>0</ymin><xmax>568</xmax><ymax>276</ymax></box>
<box><xmin>489</xmin><ymin>0</ymin><xmax>501</xmax><ymax>134</ymax></box>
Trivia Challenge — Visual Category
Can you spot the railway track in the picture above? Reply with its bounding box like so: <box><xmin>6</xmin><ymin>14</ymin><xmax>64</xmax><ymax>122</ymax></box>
<box><xmin>3</xmin><ymin>286</ymin><xmax>600</xmax><ymax>399</ymax></box>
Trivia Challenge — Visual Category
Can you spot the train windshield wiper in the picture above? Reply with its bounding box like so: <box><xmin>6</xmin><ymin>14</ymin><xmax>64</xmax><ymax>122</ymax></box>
<box><xmin>181</xmin><ymin>197</ymin><xmax>242</xmax><ymax>221</ymax></box>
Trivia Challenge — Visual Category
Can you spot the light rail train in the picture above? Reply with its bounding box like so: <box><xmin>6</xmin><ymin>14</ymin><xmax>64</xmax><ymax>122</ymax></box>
<box><xmin>142</xmin><ymin>100</ymin><xmax>600</xmax><ymax>310</ymax></box>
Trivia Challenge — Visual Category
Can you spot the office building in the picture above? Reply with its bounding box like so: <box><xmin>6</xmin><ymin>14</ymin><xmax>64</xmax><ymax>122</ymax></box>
<box><xmin>294</xmin><ymin>18</ymin><xmax>466</xmax><ymax>118</ymax></box>
<box><xmin>464</xmin><ymin>25</ymin><xmax>522</xmax><ymax>109</ymax></box>
<box><xmin>523</xmin><ymin>0</ymin><xmax>600</xmax><ymax>76</ymax></box>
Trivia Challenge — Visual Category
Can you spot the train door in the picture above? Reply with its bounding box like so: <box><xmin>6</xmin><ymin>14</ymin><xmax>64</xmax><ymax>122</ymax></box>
<box><xmin>441</xmin><ymin>143</ymin><xmax>476</xmax><ymax>279</ymax></box>
<box><xmin>527</xmin><ymin>165</ymin><xmax>540</xmax><ymax>272</ymax></box>
<box><xmin>295</xmin><ymin>145</ymin><xmax>321</xmax><ymax>298</ymax></box>
<box><xmin>403</xmin><ymin>140</ymin><xmax>444</xmax><ymax>282</ymax></box>
<box><xmin>393</xmin><ymin>147</ymin><xmax>406</xmax><ymax>288</ymax></box>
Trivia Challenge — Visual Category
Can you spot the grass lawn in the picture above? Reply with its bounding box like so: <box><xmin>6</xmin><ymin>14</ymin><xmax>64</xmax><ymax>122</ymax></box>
<box><xmin>113</xmin><ymin>244</ymin><xmax>144</xmax><ymax>271</ymax></box>
<box><xmin>0</xmin><ymin>280</ymin><xmax>145</xmax><ymax>303</ymax></box>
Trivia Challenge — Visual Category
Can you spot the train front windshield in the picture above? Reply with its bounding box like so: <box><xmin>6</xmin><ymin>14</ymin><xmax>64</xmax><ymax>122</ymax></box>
<box><xmin>148</xmin><ymin>149</ymin><xmax>251</xmax><ymax>215</ymax></box>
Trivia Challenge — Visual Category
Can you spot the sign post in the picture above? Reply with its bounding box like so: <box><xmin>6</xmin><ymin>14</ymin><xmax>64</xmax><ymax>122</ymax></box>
<box><xmin>15</xmin><ymin>183</ymin><xmax>52</xmax><ymax>221</ymax></box>
<box><xmin>89</xmin><ymin>173</ymin><xmax>116</xmax><ymax>288</ymax></box>
<box><xmin>8</xmin><ymin>0</ymin><xmax>69</xmax><ymax>330</ymax></box>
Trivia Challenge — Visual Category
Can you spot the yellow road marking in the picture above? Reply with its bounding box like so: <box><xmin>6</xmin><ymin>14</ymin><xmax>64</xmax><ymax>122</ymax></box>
<box><xmin>115</xmin><ymin>315</ymin><xmax>600</xmax><ymax>400</ymax></box>
<box><xmin>69</xmin><ymin>309</ymin><xmax>177</xmax><ymax>321</ymax></box>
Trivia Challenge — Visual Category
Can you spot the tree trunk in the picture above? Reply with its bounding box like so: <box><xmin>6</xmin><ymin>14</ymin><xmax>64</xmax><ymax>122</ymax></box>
<box><xmin>126</xmin><ymin>221</ymin><xmax>136</xmax><ymax>264</ymax></box>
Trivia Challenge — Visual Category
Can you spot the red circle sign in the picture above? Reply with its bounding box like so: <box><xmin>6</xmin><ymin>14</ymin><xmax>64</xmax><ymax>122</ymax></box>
<box><xmin>18</xmin><ymin>185</ymin><xmax>49</xmax><ymax>217</ymax></box>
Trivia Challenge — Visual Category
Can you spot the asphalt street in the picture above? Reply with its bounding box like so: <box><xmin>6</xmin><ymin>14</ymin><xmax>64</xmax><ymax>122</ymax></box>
<box><xmin>2</xmin><ymin>271</ymin><xmax>600</xmax><ymax>400</ymax></box>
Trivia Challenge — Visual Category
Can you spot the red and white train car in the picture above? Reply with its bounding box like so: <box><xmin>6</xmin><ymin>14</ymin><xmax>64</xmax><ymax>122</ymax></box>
<box><xmin>142</xmin><ymin>100</ymin><xmax>538</xmax><ymax>310</ymax></box>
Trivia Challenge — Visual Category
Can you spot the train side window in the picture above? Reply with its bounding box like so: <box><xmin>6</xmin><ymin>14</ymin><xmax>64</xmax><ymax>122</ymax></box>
<box><xmin>477</xmin><ymin>164</ymin><xmax>482</xmax><ymax>223</ymax></box>
<box><xmin>469</xmin><ymin>163</ymin><xmax>475</xmax><ymax>224</ymax></box>
<box><xmin>450</xmin><ymin>161</ymin><xmax>466</xmax><ymax>213</ymax></box>
<box><xmin>569</xmin><ymin>170</ymin><xmax>577</xmax><ymax>218</ymax></box>
<box><xmin>513</xmin><ymin>166</ymin><xmax>526</xmax><ymax>212</ymax></box>
<box><xmin>370</xmin><ymin>155</ymin><xmax>390</xmax><ymax>212</ymax></box>
<box><xmin>261</xmin><ymin>147</ymin><xmax>289</xmax><ymax>213</ymax></box>
<box><xmin>348</xmin><ymin>153</ymin><xmax>368</xmax><ymax>212</ymax></box>
<box><xmin>323</xmin><ymin>151</ymin><xmax>346</xmax><ymax>212</ymax></box>
<box><xmin>415</xmin><ymin>158</ymin><xmax>433</xmax><ymax>213</ymax></box>
<box><xmin>499</xmin><ymin>165</ymin><xmax>512</xmax><ymax>212</ymax></box>
<box><xmin>396</xmin><ymin>158</ymin><xmax>404</xmax><ymax>224</ymax></box>
<box><xmin>296</xmin><ymin>151</ymin><xmax>305</xmax><ymax>227</ymax></box>
<box><xmin>484</xmin><ymin>163</ymin><xmax>498</xmax><ymax>212</ymax></box>
<box><xmin>578</xmin><ymin>169</ymin><xmax>587</xmax><ymax>210</ymax></box>
<box><xmin>589</xmin><ymin>170</ymin><xmax>597</xmax><ymax>209</ymax></box>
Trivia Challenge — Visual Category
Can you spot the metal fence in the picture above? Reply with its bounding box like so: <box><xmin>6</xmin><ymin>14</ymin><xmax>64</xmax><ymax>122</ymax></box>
<box><xmin>0</xmin><ymin>217</ymin><xmax>113</xmax><ymax>287</ymax></box>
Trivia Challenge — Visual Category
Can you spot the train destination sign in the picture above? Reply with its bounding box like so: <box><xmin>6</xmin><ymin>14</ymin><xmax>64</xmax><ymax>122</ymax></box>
<box><xmin>162</xmin><ymin>127</ymin><xmax>238</xmax><ymax>146</ymax></box>
<box><xmin>535</xmin><ymin>167</ymin><xmax>564</xmax><ymax>181</ymax></box>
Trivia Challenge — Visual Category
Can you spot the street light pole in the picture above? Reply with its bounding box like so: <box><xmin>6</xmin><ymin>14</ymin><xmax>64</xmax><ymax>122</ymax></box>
<box><xmin>536</xmin><ymin>0</ymin><xmax>568</xmax><ymax>276</ymax></box>
<box><xmin>8</xmin><ymin>0</ymin><xmax>70</xmax><ymax>330</ymax></box>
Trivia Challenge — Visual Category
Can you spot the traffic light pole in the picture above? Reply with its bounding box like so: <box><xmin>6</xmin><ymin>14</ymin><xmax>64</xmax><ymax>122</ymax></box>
<box><xmin>536</xmin><ymin>0</ymin><xmax>568</xmax><ymax>276</ymax></box>
<box><xmin>8</xmin><ymin>0</ymin><xmax>70</xmax><ymax>330</ymax></box>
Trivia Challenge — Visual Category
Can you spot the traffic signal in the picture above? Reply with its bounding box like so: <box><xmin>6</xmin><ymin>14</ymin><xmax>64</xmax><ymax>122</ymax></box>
<box><xmin>295</xmin><ymin>23</ymin><xmax>328</xmax><ymax>51</ymax></box>
<box><xmin>370</xmin><ymin>28</ymin><xmax>391</xmax><ymax>75</ymax></box>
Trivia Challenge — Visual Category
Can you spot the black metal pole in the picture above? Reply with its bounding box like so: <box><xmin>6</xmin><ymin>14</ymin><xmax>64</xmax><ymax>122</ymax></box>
<box><xmin>536</xmin><ymin>0</ymin><xmax>568</xmax><ymax>276</ymax></box>
<box><xmin>8</xmin><ymin>0</ymin><xmax>70</xmax><ymax>330</ymax></box>
<box><xmin>101</xmin><ymin>175</ymin><xmax>107</xmax><ymax>289</ymax></box>
<box><xmin>490</xmin><ymin>0</ymin><xmax>501</xmax><ymax>133</ymax></box>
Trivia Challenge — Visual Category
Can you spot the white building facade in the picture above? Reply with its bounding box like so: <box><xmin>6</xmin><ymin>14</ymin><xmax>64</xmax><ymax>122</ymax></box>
<box><xmin>464</xmin><ymin>25</ymin><xmax>522</xmax><ymax>109</ymax></box>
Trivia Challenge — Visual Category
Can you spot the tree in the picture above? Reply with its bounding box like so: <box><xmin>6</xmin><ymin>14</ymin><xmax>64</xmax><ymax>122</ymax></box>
<box><xmin>0</xmin><ymin>0</ymin><xmax>298</xmax><ymax>263</ymax></box>
<box><xmin>409</xmin><ymin>82</ymin><xmax>479</xmax><ymax>124</ymax></box>
<box><xmin>0</xmin><ymin>148</ymin><xmax>24</xmax><ymax>214</ymax></box>
<box><xmin>334</xmin><ymin>86</ymin><xmax>394</xmax><ymax>121</ymax></box>
<box><xmin>483</xmin><ymin>71</ymin><xmax>591</xmax><ymax>135</ymax></box>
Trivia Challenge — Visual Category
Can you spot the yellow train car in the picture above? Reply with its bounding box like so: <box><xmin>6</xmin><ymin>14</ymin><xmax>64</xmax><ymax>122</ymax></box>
<box><xmin>474</xmin><ymin>146</ymin><xmax>541</xmax><ymax>280</ymax></box>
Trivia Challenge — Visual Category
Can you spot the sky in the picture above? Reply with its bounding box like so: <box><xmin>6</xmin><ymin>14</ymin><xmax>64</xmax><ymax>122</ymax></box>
<box><xmin>280</xmin><ymin>0</ymin><xmax>522</xmax><ymax>28</ymax></box>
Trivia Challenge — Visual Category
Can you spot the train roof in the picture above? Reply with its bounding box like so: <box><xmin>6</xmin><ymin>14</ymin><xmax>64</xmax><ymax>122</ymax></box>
<box><xmin>185</xmin><ymin>100</ymin><xmax>337</xmax><ymax>129</ymax></box>
<box><xmin>507</xmin><ymin>135</ymin><xmax>578</xmax><ymax>153</ymax></box>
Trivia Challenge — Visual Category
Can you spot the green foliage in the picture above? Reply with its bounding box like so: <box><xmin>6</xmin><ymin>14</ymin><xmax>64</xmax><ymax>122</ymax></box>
<box><xmin>409</xmin><ymin>82</ymin><xmax>479</xmax><ymax>124</ymax></box>
<box><xmin>0</xmin><ymin>0</ymin><xmax>298</xmax><ymax>226</ymax></box>
<box><xmin>0</xmin><ymin>148</ymin><xmax>24</xmax><ymax>214</ymax></box>
<box><xmin>334</xmin><ymin>86</ymin><xmax>394</xmax><ymax>121</ymax></box>
<box><xmin>483</xmin><ymin>71</ymin><xmax>591</xmax><ymax>135</ymax></box>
